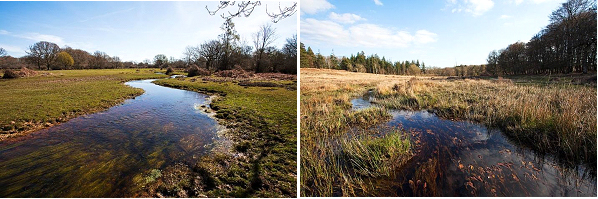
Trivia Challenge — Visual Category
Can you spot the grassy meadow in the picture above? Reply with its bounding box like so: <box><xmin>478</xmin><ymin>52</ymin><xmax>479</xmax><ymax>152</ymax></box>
<box><xmin>300</xmin><ymin>68</ymin><xmax>597</xmax><ymax>196</ymax></box>
<box><xmin>0</xmin><ymin>68</ymin><xmax>167</xmax><ymax>140</ymax></box>
<box><xmin>139</xmin><ymin>74</ymin><xmax>297</xmax><ymax>197</ymax></box>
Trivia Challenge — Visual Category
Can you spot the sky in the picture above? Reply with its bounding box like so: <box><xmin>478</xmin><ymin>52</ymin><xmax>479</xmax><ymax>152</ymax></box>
<box><xmin>300</xmin><ymin>0</ymin><xmax>566</xmax><ymax>68</ymax></box>
<box><xmin>0</xmin><ymin>1</ymin><xmax>297</xmax><ymax>63</ymax></box>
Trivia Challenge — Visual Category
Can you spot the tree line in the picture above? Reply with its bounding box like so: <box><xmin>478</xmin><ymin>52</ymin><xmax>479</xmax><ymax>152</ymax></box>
<box><xmin>487</xmin><ymin>0</ymin><xmax>596</xmax><ymax>76</ymax></box>
<box><xmin>300</xmin><ymin>43</ymin><xmax>428</xmax><ymax>75</ymax></box>
<box><xmin>183</xmin><ymin>19</ymin><xmax>296</xmax><ymax>74</ymax></box>
<box><xmin>0</xmin><ymin>19</ymin><xmax>297</xmax><ymax>74</ymax></box>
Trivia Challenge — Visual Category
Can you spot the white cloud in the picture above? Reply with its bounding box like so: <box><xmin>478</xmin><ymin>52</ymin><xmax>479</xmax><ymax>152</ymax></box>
<box><xmin>447</xmin><ymin>0</ymin><xmax>494</xmax><ymax>16</ymax></box>
<box><xmin>16</xmin><ymin>33</ymin><xmax>65</xmax><ymax>45</ymax></box>
<box><xmin>301</xmin><ymin>18</ymin><xmax>349</xmax><ymax>45</ymax></box>
<box><xmin>0</xmin><ymin>44</ymin><xmax>23</xmax><ymax>53</ymax></box>
<box><xmin>500</xmin><ymin>14</ymin><xmax>512</xmax><ymax>19</ymax></box>
<box><xmin>0</xmin><ymin>30</ymin><xmax>9</xmax><ymax>35</ymax></box>
<box><xmin>301</xmin><ymin>18</ymin><xmax>438</xmax><ymax>48</ymax></box>
<box><xmin>373</xmin><ymin>0</ymin><xmax>384</xmax><ymax>6</ymax></box>
<box><xmin>301</xmin><ymin>0</ymin><xmax>334</xmax><ymax>14</ymax></box>
<box><xmin>414</xmin><ymin>30</ymin><xmax>438</xmax><ymax>44</ymax></box>
<box><xmin>328</xmin><ymin>12</ymin><xmax>366</xmax><ymax>24</ymax></box>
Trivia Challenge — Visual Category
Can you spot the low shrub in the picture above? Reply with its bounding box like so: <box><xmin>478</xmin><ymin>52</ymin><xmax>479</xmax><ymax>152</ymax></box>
<box><xmin>3</xmin><ymin>69</ymin><xmax>20</xmax><ymax>79</ymax></box>
<box><xmin>187</xmin><ymin>65</ymin><xmax>210</xmax><ymax>77</ymax></box>
<box><xmin>165</xmin><ymin>67</ymin><xmax>174</xmax><ymax>75</ymax></box>
<box><xmin>18</xmin><ymin>67</ymin><xmax>37</xmax><ymax>77</ymax></box>
<box><xmin>214</xmin><ymin>69</ymin><xmax>253</xmax><ymax>78</ymax></box>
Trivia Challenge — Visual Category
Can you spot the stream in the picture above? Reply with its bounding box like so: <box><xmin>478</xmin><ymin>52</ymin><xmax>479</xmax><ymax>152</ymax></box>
<box><xmin>351</xmin><ymin>96</ymin><xmax>597</xmax><ymax>196</ymax></box>
<box><xmin>0</xmin><ymin>79</ymin><xmax>222</xmax><ymax>197</ymax></box>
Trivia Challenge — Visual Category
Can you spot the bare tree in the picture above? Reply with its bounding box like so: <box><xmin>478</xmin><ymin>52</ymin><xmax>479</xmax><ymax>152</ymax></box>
<box><xmin>199</xmin><ymin>40</ymin><xmax>223</xmax><ymax>71</ymax></box>
<box><xmin>206</xmin><ymin>1</ymin><xmax>296</xmax><ymax>23</ymax></box>
<box><xmin>63</xmin><ymin>46</ymin><xmax>91</xmax><ymax>69</ymax></box>
<box><xmin>154</xmin><ymin>54</ymin><xmax>168</xmax><ymax>69</ymax></box>
<box><xmin>27</xmin><ymin>41</ymin><xmax>60</xmax><ymax>70</ymax></box>
<box><xmin>219</xmin><ymin>18</ymin><xmax>240</xmax><ymax>70</ymax></box>
<box><xmin>253</xmin><ymin>24</ymin><xmax>277</xmax><ymax>72</ymax></box>
<box><xmin>91</xmin><ymin>51</ymin><xmax>109</xmax><ymax>69</ymax></box>
<box><xmin>0</xmin><ymin>48</ymin><xmax>6</xmax><ymax>57</ymax></box>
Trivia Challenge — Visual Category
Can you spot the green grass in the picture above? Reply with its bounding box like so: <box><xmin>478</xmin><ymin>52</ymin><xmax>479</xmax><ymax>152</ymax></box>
<box><xmin>0</xmin><ymin>69</ymin><xmax>167</xmax><ymax>139</ymax></box>
<box><xmin>150</xmin><ymin>76</ymin><xmax>297</xmax><ymax>197</ymax></box>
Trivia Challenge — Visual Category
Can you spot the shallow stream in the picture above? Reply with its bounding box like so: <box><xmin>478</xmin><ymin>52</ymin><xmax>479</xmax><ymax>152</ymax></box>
<box><xmin>0</xmin><ymin>79</ymin><xmax>221</xmax><ymax>197</ymax></box>
<box><xmin>351</xmin><ymin>96</ymin><xmax>596</xmax><ymax>196</ymax></box>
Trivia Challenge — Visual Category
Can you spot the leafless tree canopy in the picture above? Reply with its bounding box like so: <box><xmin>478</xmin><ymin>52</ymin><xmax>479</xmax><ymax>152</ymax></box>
<box><xmin>27</xmin><ymin>41</ymin><xmax>60</xmax><ymax>70</ymax></box>
<box><xmin>253</xmin><ymin>24</ymin><xmax>277</xmax><ymax>72</ymax></box>
<box><xmin>206</xmin><ymin>1</ymin><xmax>296</xmax><ymax>23</ymax></box>
<box><xmin>0</xmin><ymin>48</ymin><xmax>6</xmax><ymax>57</ymax></box>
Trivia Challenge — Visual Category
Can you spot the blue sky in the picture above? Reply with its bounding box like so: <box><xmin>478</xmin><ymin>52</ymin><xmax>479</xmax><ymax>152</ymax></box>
<box><xmin>0</xmin><ymin>1</ymin><xmax>297</xmax><ymax>62</ymax></box>
<box><xmin>300</xmin><ymin>0</ymin><xmax>565</xmax><ymax>68</ymax></box>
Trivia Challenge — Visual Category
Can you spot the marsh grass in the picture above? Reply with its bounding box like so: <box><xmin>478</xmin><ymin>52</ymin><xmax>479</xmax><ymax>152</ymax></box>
<box><xmin>301</xmin><ymin>68</ymin><xmax>597</xmax><ymax>196</ymax></box>
<box><xmin>373</xmin><ymin>76</ymin><xmax>597</xmax><ymax>165</ymax></box>
<box><xmin>300</xmin><ymin>69</ymin><xmax>414</xmax><ymax>196</ymax></box>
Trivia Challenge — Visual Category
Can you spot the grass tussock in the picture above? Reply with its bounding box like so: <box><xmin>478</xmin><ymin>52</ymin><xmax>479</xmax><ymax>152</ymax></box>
<box><xmin>373</xmin><ymin>76</ymin><xmax>597</xmax><ymax>165</ymax></box>
<box><xmin>301</xmin><ymin>69</ymin><xmax>413</xmax><ymax>196</ymax></box>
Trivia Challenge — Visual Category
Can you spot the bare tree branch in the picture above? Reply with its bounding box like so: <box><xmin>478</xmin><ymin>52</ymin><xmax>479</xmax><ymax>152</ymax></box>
<box><xmin>206</xmin><ymin>1</ymin><xmax>296</xmax><ymax>23</ymax></box>
<box><xmin>266</xmin><ymin>2</ymin><xmax>297</xmax><ymax>23</ymax></box>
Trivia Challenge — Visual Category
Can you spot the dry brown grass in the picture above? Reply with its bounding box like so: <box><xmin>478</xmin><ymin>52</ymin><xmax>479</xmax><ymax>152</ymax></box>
<box><xmin>373</xmin><ymin>77</ymin><xmax>596</xmax><ymax>164</ymax></box>
<box><xmin>300</xmin><ymin>69</ymin><xmax>413</xmax><ymax>197</ymax></box>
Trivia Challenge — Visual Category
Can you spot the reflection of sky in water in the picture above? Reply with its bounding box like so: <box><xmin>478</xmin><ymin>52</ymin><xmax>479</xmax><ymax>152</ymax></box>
<box><xmin>0</xmin><ymin>79</ymin><xmax>220</xmax><ymax>197</ymax></box>
<box><xmin>352</xmin><ymin>100</ymin><xmax>596</xmax><ymax>196</ymax></box>
<box><xmin>351</xmin><ymin>90</ymin><xmax>375</xmax><ymax>111</ymax></box>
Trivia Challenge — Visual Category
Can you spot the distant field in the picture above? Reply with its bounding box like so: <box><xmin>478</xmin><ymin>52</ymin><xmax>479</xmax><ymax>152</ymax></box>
<box><xmin>0</xmin><ymin>68</ymin><xmax>167</xmax><ymax>140</ymax></box>
<box><xmin>300</xmin><ymin>68</ymin><xmax>597</xmax><ymax>196</ymax></box>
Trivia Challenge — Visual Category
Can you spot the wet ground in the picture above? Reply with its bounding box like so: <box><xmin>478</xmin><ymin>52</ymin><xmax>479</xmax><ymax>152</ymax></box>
<box><xmin>351</xmin><ymin>97</ymin><xmax>597</xmax><ymax>196</ymax></box>
<box><xmin>0</xmin><ymin>79</ymin><xmax>222</xmax><ymax>197</ymax></box>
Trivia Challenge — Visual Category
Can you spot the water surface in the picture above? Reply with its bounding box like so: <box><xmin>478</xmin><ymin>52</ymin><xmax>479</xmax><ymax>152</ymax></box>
<box><xmin>0</xmin><ymin>79</ymin><xmax>221</xmax><ymax>197</ymax></box>
<box><xmin>351</xmin><ymin>100</ymin><xmax>596</xmax><ymax>196</ymax></box>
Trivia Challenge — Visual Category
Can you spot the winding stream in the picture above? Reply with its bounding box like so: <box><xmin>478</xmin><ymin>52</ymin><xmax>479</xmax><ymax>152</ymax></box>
<box><xmin>351</xmin><ymin>97</ymin><xmax>597</xmax><ymax>196</ymax></box>
<box><xmin>0</xmin><ymin>79</ymin><xmax>222</xmax><ymax>197</ymax></box>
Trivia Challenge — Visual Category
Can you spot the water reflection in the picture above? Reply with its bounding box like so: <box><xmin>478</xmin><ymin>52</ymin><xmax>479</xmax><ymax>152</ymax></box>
<box><xmin>0</xmin><ymin>79</ymin><xmax>221</xmax><ymax>197</ymax></box>
<box><xmin>351</xmin><ymin>101</ymin><xmax>596</xmax><ymax>196</ymax></box>
<box><xmin>351</xmin><ymin>90</ymin><xmax>375</xmax><ymax>111</ymax></box>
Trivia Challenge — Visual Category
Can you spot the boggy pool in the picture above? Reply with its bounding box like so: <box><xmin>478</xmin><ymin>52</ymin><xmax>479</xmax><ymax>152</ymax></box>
<box><xmin>351</xmin><ymin>97</ymin><xmax>596</xmax><ymax>197</ymax></box>
<box><xmin>0</xmin><ymin>79</ymin><xmax>222</xmax><ymax>197</ymax></box>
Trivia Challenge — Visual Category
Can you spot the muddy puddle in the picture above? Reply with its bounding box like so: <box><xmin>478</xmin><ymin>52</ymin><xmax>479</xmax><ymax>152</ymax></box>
<box><xmin>0</xmin><ymin>79</ymin><xmax>222</xmax><ymax>197</ymax></box>
<box><xmin>351</xmin><ymin>97</ymin><xmax>596</xmax><ymax>196</ymax></box>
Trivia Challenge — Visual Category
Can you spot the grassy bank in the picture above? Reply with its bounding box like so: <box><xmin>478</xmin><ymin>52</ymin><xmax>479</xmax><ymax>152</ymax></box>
<box><xmin>300</xmin><ymin>69</ymin><xmax>413</xmax><ymax>196</ymax></box>
<box><xmin>0</xmin><ymin>68</ymin><xmax>167</xmax><ymax>140</ymax></box>
<box><xmin>138</xmin><ymin>75</ymin><xmax>297</xmax><ymax>197</ymax></box>
<box><xmin>373</xmin><ymin>76</ymin><xmax>597</xmax><ymax>165</ymax></box>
